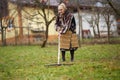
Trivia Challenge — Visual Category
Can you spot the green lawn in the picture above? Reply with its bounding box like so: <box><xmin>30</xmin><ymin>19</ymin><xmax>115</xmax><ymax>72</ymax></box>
<box><xmin>0</xmin><ymin>44</ymin><xmax>120</xmax><ymax>80</ymax></box>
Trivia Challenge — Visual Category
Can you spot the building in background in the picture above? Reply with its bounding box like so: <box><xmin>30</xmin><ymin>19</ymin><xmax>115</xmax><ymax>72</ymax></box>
<box><xmin>0</xmin><ymin>0</ymin><xmax>119</xmax><ymax>45</ymax></box>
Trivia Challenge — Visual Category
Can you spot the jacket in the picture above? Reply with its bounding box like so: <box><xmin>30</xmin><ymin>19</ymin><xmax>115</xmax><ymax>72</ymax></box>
<box><xmin>55</xmin><ymin>10</ymin><xmax>76</xmax><ymax>34</ymax></box>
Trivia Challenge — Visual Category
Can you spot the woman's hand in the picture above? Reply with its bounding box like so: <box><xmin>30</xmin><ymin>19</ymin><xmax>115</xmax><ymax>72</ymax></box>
<box><xmin>56</xmin><ymin>27</ymin><xmax>61</xmax><ymax>32</ymax></box>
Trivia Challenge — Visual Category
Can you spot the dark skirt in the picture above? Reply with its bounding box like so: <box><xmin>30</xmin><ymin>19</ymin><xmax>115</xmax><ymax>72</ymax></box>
<box><xmin>60</xmin><ymin>31</ymin><xmax>79</xmax><ymax>51</ymax></box>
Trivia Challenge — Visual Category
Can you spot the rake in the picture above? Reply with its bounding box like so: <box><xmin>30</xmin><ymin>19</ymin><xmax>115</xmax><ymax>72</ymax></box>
<box><xmin>45</xmin><ymin>33</ymin><xmax>73</xmax><ymax>67</ymax></box>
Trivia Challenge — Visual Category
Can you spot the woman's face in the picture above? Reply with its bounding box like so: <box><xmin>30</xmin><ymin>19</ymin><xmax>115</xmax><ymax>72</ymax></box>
<box><xmin>58</xmin><ymin>6</ymin><xmax>65</xmax><ymax>16</ymax></box>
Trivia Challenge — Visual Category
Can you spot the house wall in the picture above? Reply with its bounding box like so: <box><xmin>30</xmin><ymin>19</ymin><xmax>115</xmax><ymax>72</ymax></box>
<box><xmin>0</xmin><ymin>2</ymin><xmax>58</xmax><ymax>41</ymax></box>
<box><xmin>74</xmin><ymin>11</ymin><xmax>117</xmax><ymax>37</ymax></box>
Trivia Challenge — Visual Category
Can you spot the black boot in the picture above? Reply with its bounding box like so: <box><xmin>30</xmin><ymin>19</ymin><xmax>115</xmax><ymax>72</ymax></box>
<box><xmin>62</xmin><ymin>51</ymin><xmax>66</xmax><ymax>61</ymax></box>
<box><xmin>70</xmin><ymin>50</ymin><xmax>74</xmax><ymax>62</ymax></box>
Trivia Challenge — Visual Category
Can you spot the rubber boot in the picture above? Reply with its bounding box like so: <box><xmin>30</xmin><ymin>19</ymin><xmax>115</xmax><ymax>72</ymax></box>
<box><xmin>61</xmin><ymin>51</ymin><xmax>66</xmax><ymax>61</ymax></box>
<box><xmin>70</xmin><ymin>50</ymin><xmax>74</xmax><ymax>62</ymax></box>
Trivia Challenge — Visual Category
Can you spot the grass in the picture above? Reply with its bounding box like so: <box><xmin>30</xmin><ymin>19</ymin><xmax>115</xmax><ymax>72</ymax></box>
<box><xmin>0</xmin><ymin>44</ymin><xmax>120</xmax><ymax>80</ymax></box>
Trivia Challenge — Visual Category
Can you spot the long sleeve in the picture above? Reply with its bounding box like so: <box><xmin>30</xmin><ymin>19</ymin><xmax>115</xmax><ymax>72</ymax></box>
<box><xmin>55</xmin><ymin>16</ymin><xmax>61</xmax><ymax>31</ymax></box>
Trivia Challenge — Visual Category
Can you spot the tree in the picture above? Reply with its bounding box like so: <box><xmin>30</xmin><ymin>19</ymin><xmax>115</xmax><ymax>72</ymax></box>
<box><xmin>0</xmin><ymin>0</ymin><xmax>8</xmax><ymax>46</ymax></box>
<box><xmin>106</xmin><ymin>0</ymin><xmax>120</xmax><ymax>17</ymax></box>
<box><xmin>34</xmin><ymin>0</ymin><xmax>56</xmax><ymax>47</ymax></box>
<box><xmin>16</xmin><ymin>1</ymin><xmax>23</xmax><ymax>38</ymax></box>
<box><xmin>11</xmin><ymin>0</ymin><xmax>56</xmax><ymax>47</ymax></box>
<box><xmin>102</xmin><ymin>6</ymin><xmax>115</xmax><ymax>43</ymax></box>
<box><xmin>84</xmin><ymin>4</ymin><xmax>101</xmax><ymax>38</ymax></box>
<box><xmin>94</xmin><ymin>8</ymin><xmax>101</xmax><ymax>38</ymax></box>
<box><xmin>84</xmin><ymin>13</ymin><xmax>97</xmax><ymax>37</ymax></box>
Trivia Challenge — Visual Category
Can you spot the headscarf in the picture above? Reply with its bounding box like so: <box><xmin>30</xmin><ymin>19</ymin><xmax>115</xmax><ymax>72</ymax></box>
<box><xmin>58</xmin><ymin>3</ymin><xmax>67</xmax><ymax>11</ymax></box>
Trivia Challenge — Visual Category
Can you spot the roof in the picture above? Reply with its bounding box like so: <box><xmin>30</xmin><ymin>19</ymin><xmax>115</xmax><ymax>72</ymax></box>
<box><xmin>9</xmin><ymin>0</ymin><xmax>120</xmax><ymax>14</ymax></box>
<box><xmin>9</xmin><ymin>0</ymin><xmax>105</xmax><ymax>7</ymax></box>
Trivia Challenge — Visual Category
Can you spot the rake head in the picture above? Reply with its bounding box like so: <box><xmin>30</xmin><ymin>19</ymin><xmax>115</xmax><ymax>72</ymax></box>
<box><xmin>44</xmin><ymin>63</ymin><xmax>73</xmax><ymax>67</ymax></box>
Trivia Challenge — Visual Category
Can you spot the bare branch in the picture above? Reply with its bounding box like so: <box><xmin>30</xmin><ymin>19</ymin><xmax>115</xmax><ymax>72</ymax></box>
<box><xmin>37</xmin><ymin>10</ymin><xmax>44</xmax><ymax>18</ymax></box>
<box><xmin>107</xmin><ymin>0</ymin><xmax>120</xmax><ymax>16</ymax></box>
<box><xmin>48</xmin><ymin>16</ymin><xmax>56</xmax><ymax>25</ymax></box>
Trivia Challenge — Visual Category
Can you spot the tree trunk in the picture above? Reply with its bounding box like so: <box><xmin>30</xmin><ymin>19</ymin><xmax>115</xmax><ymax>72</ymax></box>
<box><xmin>0</xmin><ymin>18</ymin><xmax>4</xmax><ymax>45</ymax></box>
<box><xmin>0</xmin><ymin>0</ymin><xmax>8</xmax><ymax>46</ymax></box>
<box><xmin>93</xmin><ymin>26</ymin><xmax>96</xmax><ymax>37</ymax></box>
<box><xmin>97</xmin><ymin>24</ymin><xmax>100</xmax><ymax>38</ymax></box>
<box><xmin>17</xmin><ymin>5</ymin><xmax>23</xmax><ymax>38</ymax></box>
<box><xmin>107</xmin><ymin>15</ymin><xmax>110</xmax><ymax>43</ymax></box>
<box><xmin>41</xmin><ymin>25</ymin><xmax>49</xmax><ymax>47</ymax></box>
<box><xmin>96</xmin><ymin>13</ymin><xmax>100</xmax><ymax>38</ymax></box>
<box><xmin>108</xmin><ymin>25</ymin><xmax>110</xmax><ymax>43</ymax></box>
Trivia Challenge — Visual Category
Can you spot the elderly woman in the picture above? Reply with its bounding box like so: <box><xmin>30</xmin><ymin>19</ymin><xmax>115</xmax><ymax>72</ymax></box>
<box><xmin>55</xmin><ymin>3</ymin><xmax>79</xmax><ymax>62</ymax></box>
